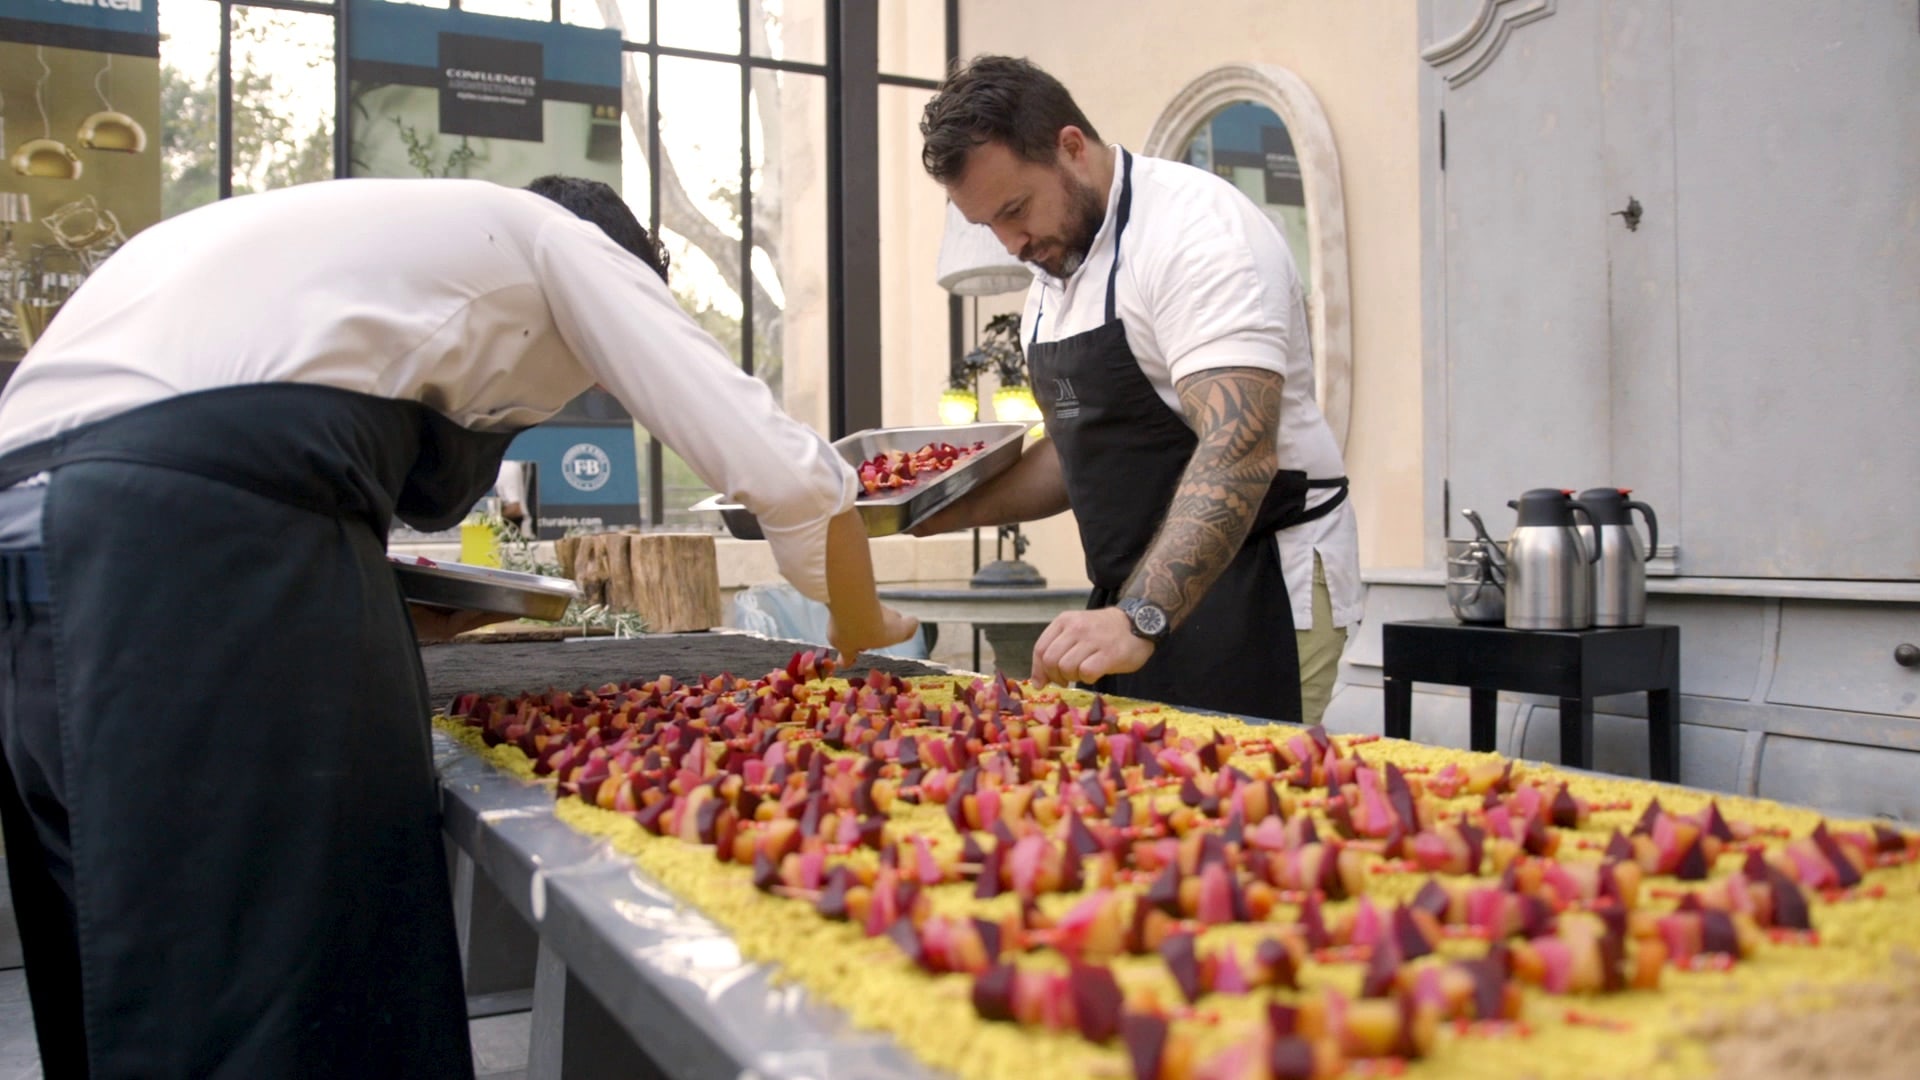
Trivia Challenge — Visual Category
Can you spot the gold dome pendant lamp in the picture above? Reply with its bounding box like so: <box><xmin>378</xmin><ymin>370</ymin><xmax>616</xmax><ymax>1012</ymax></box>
<box><xmin>77</xmin><ymin>53</ymin><xmax>147</xmax><ymax>154</ymax></box>
<box><xmin>10</xmin><ymin>47</ymin><xmax>82</xmax><ymax>180</ymax></box>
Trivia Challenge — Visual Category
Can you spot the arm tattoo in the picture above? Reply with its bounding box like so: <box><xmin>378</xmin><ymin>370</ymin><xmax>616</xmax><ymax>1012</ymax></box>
<box><xmin>1122</xmin><ymin>367</ymin><xmax>1283</xmax><ymax>628</ymax></box>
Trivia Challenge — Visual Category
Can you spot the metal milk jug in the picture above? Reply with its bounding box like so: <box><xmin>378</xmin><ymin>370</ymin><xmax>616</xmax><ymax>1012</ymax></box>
<box><xmin>1503</xmin><ymin>488</ymin><xmax>1600</xmax><ymax>630</ymax></box>
<box><xmin>1578</xmin><ymin>488</ymin><xmax>1659</xmax><ymax>628</ymax></box>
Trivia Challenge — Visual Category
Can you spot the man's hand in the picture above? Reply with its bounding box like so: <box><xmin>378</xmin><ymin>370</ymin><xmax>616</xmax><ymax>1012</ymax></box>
<box><xmin>1029</xmin><ymin>606</ymin><xmax>1155</xmax><ymax>688</ymax></box>
<box><xmin>408</xmin><ymin>604</ymin><xmax>517</xmax><ymax>643</ymax></box>
<box><xmin>828</xmin><ymin>604</ymin><xmax>921</xmax><ymax>664</ymax></box>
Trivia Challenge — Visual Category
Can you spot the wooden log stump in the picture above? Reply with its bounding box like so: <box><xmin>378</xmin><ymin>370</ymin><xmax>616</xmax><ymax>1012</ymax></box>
<box><xmin>626</xmin><ymin>533</ymin><xmax>722</xmax><ymax>632</ymax></box>
<box><xmin>562</xmin><ymin>531</ymin><xmax>722</xmax><ymax>632</ymax></box>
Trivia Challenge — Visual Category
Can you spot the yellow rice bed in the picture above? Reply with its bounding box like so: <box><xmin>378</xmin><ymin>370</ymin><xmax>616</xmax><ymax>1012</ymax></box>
<box><xmin>437</xmin><ymin>676</ymin><xmax>1920</xmax><ymax>1079</ymax></box>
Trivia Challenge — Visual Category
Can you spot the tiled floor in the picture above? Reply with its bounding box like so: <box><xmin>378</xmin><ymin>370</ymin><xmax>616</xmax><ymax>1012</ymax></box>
<box><xmin>0</xmin><ymin>969</ymin><xmax>532</xmax><ymax>1079</ymax></box>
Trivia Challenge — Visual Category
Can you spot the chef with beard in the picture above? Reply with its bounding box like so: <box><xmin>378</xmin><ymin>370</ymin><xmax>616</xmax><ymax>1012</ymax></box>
<box><xmin>913</xmin><ymin>56</ymin><xmax>1361</xmax><ymax>727</ymax></box>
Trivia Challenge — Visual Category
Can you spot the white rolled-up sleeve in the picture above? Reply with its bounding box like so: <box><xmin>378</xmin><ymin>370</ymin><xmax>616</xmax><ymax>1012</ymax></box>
<box><xmin>532</xmin><ymin>217</ymin><xmax>854</xmax><ymax>603</ymax></box>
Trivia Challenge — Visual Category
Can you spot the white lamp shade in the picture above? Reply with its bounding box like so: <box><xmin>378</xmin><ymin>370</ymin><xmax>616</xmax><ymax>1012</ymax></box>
<box><xmin>935</xmin><ymin>201</ymin><xmax>1032</xmax><ymax>297</ymax></box>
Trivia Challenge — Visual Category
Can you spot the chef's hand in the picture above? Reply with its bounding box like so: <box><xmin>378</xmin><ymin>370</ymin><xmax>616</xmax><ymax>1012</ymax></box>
<box><xmin>1029</xmin><ymin>607</ymin><xmax>1155</xmax><ymax>689</ymax></box>
<box><xmin>408</xmin><ymin>604</ymin><xmax>517</xmax><ymax>643</ymax></box>
<box><xmin>828</xmin><ymin>604</ymin><xmax>921</xmax><ymax>665</ymax></box>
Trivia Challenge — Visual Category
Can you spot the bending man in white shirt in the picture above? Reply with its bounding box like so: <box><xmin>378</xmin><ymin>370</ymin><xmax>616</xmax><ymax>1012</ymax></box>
<box><xmin>0</xmin><ymin>175</ymin><xmax>915</xmax><ymax>1078</ymax></box>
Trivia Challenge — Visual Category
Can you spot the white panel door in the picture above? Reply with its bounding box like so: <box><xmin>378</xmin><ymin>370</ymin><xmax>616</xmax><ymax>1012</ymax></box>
<box><xmin>1436</xmin><ymin>2</ymin><xmax>1615</xmax><ymax>541</ymax></box>
<box><xmin>1670</xmin><ymin>0</ymin><xmax>1920</xmax><ymax>579</ymax></box>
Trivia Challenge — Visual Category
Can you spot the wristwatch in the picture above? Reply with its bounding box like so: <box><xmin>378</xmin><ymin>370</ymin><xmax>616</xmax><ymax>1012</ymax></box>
<box><xmin>1117</xmin><ymin>597</ymin><xmax>1171</xmax><ymax>645</ymax></box>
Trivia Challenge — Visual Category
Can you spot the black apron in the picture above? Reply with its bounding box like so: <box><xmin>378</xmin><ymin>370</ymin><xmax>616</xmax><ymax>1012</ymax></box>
<box><xmin>1025</xmin><ymin>149</ymin><xmax>1347</xmax><ymax>724</ymax></box>
<box><xmin>0</xmin><ymin>383</ymin><xmax>514</xmax><ymax>1078</ymax></box>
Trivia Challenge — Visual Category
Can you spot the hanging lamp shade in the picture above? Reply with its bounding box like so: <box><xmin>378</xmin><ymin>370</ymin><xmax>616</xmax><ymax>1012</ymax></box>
<box><xmin>935</xmin><ymin>201</ymin><xmax>1032</xmax><ymax>297</ymax></box>
<box><xmin>78</xmin><ymin>111</ymin><xmax>147</xmax><ymax>153</ymax></box>
<box><xmin>11</xmin><ymin>138</ymin><xmax>81</xmax><ymax>180</ymax></box>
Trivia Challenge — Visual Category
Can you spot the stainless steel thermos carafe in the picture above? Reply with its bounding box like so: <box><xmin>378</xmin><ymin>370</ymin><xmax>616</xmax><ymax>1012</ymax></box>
<box><xmin>1503</xmin><ymin>488</ymin><xmax>1600</xmax><ymax>630</ymax></box>
<box><xmin>1577</xmin><ymin>487</ymin><xmax>1659</xmax><ymax>628</ymax></box>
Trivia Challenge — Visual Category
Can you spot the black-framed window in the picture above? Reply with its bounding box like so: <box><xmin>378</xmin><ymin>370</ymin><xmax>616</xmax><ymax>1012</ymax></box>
<box><xmin>155</xmin><ymin>0</ymin><xmax>956</xmax><ymax>526</ymax></box>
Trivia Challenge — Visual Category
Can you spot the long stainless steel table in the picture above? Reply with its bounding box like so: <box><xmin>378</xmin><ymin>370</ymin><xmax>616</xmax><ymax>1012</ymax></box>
<box><xmin>426</xmin><ymin>633</ymin><xmax>943</xmax><ymax>1080</ymax></box>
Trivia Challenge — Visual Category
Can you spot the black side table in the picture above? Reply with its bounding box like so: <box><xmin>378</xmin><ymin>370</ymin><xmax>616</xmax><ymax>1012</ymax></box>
<box><xmin>1381</xmin><ymin>620</ymin><xmax>1681</xmax><ymax>782</ymax></box>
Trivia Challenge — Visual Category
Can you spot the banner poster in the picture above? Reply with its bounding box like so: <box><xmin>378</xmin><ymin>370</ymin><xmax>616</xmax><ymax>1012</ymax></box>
<box><xmin>0</xmin><ymin>0</ymin><xmax>162</xmax><ymax>384</ymax></box>
<box><xmin>348</xmin><ymin>0</ymin><xmax>640</xmax><ymax>541</ymax></box>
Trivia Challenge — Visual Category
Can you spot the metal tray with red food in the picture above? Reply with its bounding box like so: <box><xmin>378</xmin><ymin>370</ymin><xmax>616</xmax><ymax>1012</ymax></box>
<box><xmin>689</xmin><ymin>421</ymin><xmax>1034</xmax><ymax>540</ymax></box>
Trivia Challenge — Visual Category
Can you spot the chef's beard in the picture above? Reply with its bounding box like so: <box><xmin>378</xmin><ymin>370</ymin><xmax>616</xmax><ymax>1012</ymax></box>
<box><xmin>1028</xmin><ymin>173</ymin><xmax>1108</xmax><ymax>279</ymax></box>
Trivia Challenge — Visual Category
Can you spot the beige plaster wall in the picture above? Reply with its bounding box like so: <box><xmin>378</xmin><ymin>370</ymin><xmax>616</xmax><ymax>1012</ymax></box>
<box><xmin>946</xmin><ymin>0</ymin><xmax>1427</xmax><ymax>583</ymax></box>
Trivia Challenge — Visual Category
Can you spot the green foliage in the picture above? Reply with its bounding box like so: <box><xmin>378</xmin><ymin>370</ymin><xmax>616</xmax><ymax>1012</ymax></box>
<box><xmin>159</xmin><ymin>15</ymin><xmax>333</xmax><ymax>218</ymax></box>
<box><xmin>389</xmin><ymin>116</ymin><xmax>477</xmax><ymax>180</ymax></box>
<box><xmin>485</xmin><ymin>517</ymin><xmax>649</xmax><ymax>638</ymax></box>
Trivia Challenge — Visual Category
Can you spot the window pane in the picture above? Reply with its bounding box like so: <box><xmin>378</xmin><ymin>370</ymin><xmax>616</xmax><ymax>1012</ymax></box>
<box><xmin>560</xmin><ymin>0</ymin><xmax>649</xmax><ymax>44</ymax></box>
<box><xmin>878</xmin><ymin>0</ymin><xmax>945</xmax><ymax>81</ymax></box>
<box><xmin>878</xmin><ymin>85</ymin><xmax>951</xmax><ymax>429</ymax></box>
<box><xmin>159</xmin><ymin>0</ymin><xmax>220</xmax><ymax>218</ymax></box>
<box><xmin>659</xmin><ymin>0</ymin><xmax>739</xmax><ymax>56</ymax></box>
<box><xmin>751</xmin><ymin>72</ymin><xmax>827</xmax><ymax>434</ymax></box>
<box><xmin>231</xmin><ymin>6</ymin><xmax>335</xmax><ymax>196</ymax></box>
<box><xmin>752</xmin><ymin>0</ymin><xmax>823</xmax><ymax>66</ymax></box>
<box><xmin>615</xmin><ymin>56</ymin><xmax>654</xmax><ymax>229</ymax></box>
<box><xmin>460</xmin><ymin>0</ymin><xmax>554</xmax><ymax>19</ymax></box>
<box><xmin>653</xmin><ymin>55</ymin><xmax>745</xmax><ymax>523</ymax></box>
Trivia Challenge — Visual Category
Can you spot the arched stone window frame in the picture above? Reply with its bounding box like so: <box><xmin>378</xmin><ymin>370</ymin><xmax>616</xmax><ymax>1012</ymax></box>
<box><xmin>1143</xmin><ymin>64</ymin><xmax>1352</xmax><ymax>452</ymax></box>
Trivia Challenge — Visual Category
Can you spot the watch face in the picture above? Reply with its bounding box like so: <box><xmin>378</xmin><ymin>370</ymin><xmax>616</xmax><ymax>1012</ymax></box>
<box><xmin>1132</xmin><ymin>602</ymin><xmax>1169</xmax><ymax>639</ymax></box>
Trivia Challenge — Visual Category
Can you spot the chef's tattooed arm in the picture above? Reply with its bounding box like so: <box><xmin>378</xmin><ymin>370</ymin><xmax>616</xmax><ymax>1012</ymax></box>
<box><xmin>1121</xmin><ymin>366</ymin><xmax>1283</xmax><ymax>628</ymax></box>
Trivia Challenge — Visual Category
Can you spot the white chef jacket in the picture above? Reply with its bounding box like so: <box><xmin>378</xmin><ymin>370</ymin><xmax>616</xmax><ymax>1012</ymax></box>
<box><xmin>0</xmin><ymin>178</ymin><xmax>854</xmax><ymax>602</ymax></box>
<box><xmin>1021</xmin><ymin>148</ymin><xmax>1362</xmax><ymax>630</ymax></box>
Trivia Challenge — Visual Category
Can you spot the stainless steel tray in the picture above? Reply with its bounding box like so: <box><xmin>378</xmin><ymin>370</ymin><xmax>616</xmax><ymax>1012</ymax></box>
<box><xmin>689</xmin><ymin>422</ymin><xmax>1034</xmax><ymax>540</ymax></box>
<box><xmin>389</xmin><ymin>554</ymin><xmax>582</xmax><ymax>621</ymax></box>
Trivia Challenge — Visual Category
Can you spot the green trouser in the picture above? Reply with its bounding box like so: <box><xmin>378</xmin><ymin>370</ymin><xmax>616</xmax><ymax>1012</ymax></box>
<box><xmin>1295</xmin><ymin>552</ymin><xmax>1347</xmax><ymax>727</ymax></box>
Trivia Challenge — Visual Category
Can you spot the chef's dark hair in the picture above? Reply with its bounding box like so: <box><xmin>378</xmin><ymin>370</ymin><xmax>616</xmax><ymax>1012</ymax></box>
<box><xmin>920</xmin><ymin>56</ymin><xmax>1101</xmax><ymax>185</ymax></box>
<box><xmin>525</xmin><ymin>175</ymin><xmax>670</xmax><ymax>282</ymax></box>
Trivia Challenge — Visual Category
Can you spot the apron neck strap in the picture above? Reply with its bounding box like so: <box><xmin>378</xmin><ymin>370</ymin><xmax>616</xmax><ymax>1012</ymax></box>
<box><xmin>1105</xmin><ymin>147</ymin><xmax>1134</xmax><ymax>324</ymax></box>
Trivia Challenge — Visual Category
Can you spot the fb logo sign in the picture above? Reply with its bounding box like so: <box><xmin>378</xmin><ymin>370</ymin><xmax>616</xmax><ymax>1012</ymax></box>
<box><xmin>561</xmin><ymin>442</ymin><xmax>613</xmax><ymax>492</ymax></box>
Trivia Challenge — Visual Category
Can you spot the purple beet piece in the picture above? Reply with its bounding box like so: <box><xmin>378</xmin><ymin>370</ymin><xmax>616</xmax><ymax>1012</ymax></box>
<box><xmin>1160</xmin><ymin>933</ymin><xmax>1202</xmax><ymax>1003</ymax></box>
<box><xmin>1270</xmin><ymin>1036</ymin><xmax>1317</xmax><ymax>1080</ymax></box>
<box><xmin>972</xmin><ymin>916</ymin><xmax>1003</xmax><ymax>962</ymax></box>
<box><xmin>974</xmin><ymin>845</ymin><xmax>1004</xmax><ymax>900</ymax></box>
<box><xmin>1605</xmin><ymin>829</ymin><xmax>1634</xmax><ymax>862</ymax></box>
<box><xmin>634</xmin><ymin>798</ymin><xmax>670</xmax><ymax>835</ymax></box>
<box><xmin>1121</xmin><ymin>1014</ymin><xmax>1168</xmax><ymax>1080</ymax></box>
<box><xmin>751</xmin><ymin>851</ymin><xmax>779</xmax><ymax>892</ymax></box>
<box><xmin>817</xmin><ymin>866</ymin><xmax>853</xmax><ymax>920</ymax></box>
<box><xmin>1070</xmin><ymin>964</ymin><xmax>1124</xmax><ymax>1042</ymax></box>
<box><xmin>1633</xmin><ymin>797</ymin><xmax>1664</xmax><ymax>837</ymax></box>
<box><xmin>1393</xmin><ymin>905</ymin><xmax>1435</xmax><ymax>961</ymax></box>
<box><xmin>1077</xmin><ymin>732</ymin><xmax>1101</xmax><ymax>770</ymax></box>
<box><xmin>1700</xmin><ymin>909</ymin><xmax>1739</xmax><ymax>956</ymax></box>
<box><xmin>971</xmin><ymin>963</ymin><xmax>1017</xmax><ymax>1022</ymax></box>
<box><xmin>1701</xmin><ymin>800</ymin><xmax>1736</xmax><ymax>842</ymax></box>
<box><xmin>1384</xmin><ymin>763</ymin><xmax>1420</xmax><ymax>831</ymax></box>
<box><xmin>1146</xmin><ymin>864</ymin><xmax>1182</xmax><ymax>917</ymax></box>
<box><xmin>1068</xmin><ymin>811</ymin><xmax>1104</xmax><ymax>856</ymax></box>
<box><xmin>1550</xmin><ymin>784</ymin><xmax>1582</xmax><ymax>829</ymax></box>
<box><xmin>1256</xmin><ymin>939</ymin><xmax>1298</xmax><ymax>990</ymax></box>
<box><xmin>1361</xmin><ymin>938</ymin><xmax>1401</xmax><ymax>997</ymax></box>
<box><xmin>1411</xmin><ymin>880</ymin><xmax>1451</xmax><ymax>920</ymax></box>
<box><xmin>1812</xmin><ymin>823</ymin><xmax>1863</xmax><ymax>888</ymax></box>
<box><xmin>1675</xmin><ymin>837</ymin><xmax>1711</xmax><ymax>881</ymax></box>
<box><xmin>887</xmin><ymin>917</ymin><xmax>926</xmax><ymax>968</ymax></box>
<box><xmin>1766</xmin><ymin>867</ymin><xmax>1813</xmax><ymax>930</ymax></box>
